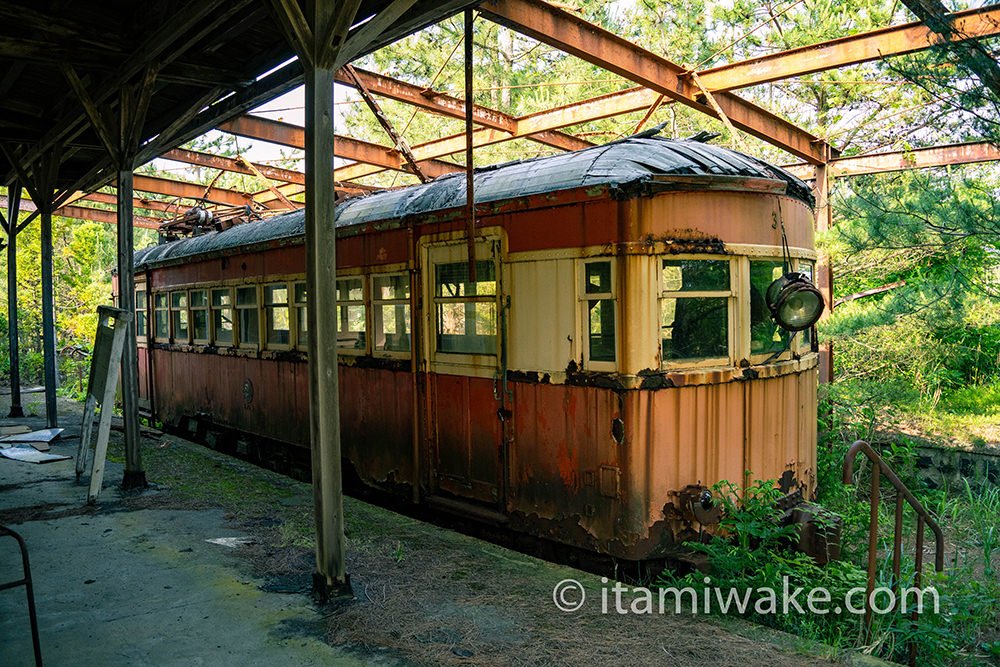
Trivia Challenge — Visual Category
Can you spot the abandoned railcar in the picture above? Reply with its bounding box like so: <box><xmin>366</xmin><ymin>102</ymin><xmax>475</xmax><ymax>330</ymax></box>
<box><xmin>132</xmin><ymin>134</ymin><xmax>821</xmax><ymax>560</ymax></box>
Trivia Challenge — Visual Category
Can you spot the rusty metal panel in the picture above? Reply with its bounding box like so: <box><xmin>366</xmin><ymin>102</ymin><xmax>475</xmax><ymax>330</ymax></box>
<box><xmin>430</xmin><ymin>374</ymin><xmax>500</xmax><ymax>503</ymax></box>
<box><xmin>637</xmin><ymin>191</ymin><xmax>814</xmax><ymax>252</ymax></box>
<box><xmin>509</xmin><ymin>383</ymin><xmax>621</xmax><ymax>540</ymax></box>
<box><xmin>338</xmin><ymin>366</ymin><xmax>414</xmax><ymax>486</ymax></box>
<box><xmin>744</xmin><ymin>371</ymin><xmax>817</xmax><ymax>496</ymax></box>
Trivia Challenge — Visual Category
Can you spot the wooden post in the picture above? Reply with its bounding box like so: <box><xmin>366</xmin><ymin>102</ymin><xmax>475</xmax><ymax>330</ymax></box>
<box><xmin>38</xmin><ymin>155</ymin><xmax>58</xmax><ymax>427</ymax></box>
<box><xmin>117</xmin><ymin>166</ymin><xmax>146</xmax><ymax>489</ymax></box>
<box><xmin>464</xmin><ymin>8</ymin><xmax>477</xmax><ymax>284</ymax></box>
<box><xmin>278</xmin><ymin>0</ymin><xmax>355</xmax><ymax>601</ymax></box>
<box><xmin>6</xmin><ymin>184</ymin><xmax>24</xmax><ymax>418</ymax></box>
<box><xmin>814</xmin><ymin>160</ymin><xmax>834</xmax><ymax>384</ymax></box>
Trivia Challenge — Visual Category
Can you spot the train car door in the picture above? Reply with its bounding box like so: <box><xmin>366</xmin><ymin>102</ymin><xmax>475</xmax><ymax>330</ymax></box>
<box><xmin>423</xmin><ymin>237</ymin><xmax>506</xmax><ymax>506</ymax></box>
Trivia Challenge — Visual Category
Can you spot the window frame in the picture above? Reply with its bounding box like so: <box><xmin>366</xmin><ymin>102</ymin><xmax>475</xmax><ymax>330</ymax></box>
<box><xmin>235</xmin><ymin>284</ymin><xmax>261</xmax><ymax>351</ymax></box>
<box><xmin>335</xmin><ymin>272</ymin><xmax>368</xmax><ymax>356</ymax></box>
<box><xmin>210</xmin><ymin>286</ymin><xmax>235</xmax><ymax>347</ymax></box>
<box><xmin>135</xmin><ymin>287</ymin><xmax>148</xmax><ymax>343</ymax></box>
<box><xmin>293</xmin><ymin>281</ymin><xmax>308</xmax><ymax>352</ymax></box>
<box><xmin>658</xmin><ymin>255</ymin><xmax>736</xmax><ymax>370</ymax></box>
<box><xmin>371</xmin><ymin>271</ymin><xmax>412</xmax><ymax>358</ymax></box>
<box><xmin>263</xmin><ymin>282</ymin><xmax>293</xmax><ymax>351</ymax></box>
<box><xmin>153</xmin><ymin>292</ymin><xmax>169</xmax><ymax>342</ymax></box>
<box><xmin>189</xmin><ymin>288</ymin><xmax>210</xmax><ymax>345</ymax></box>
<box><xmin>169</xmin><ymin>290</ymin><xmax>190</xmax><ymax>344</ymax></box>
<box><xmin>747</xmin><ymin>257</ymin><xmax>796</xmax><ymax>365</ymax></box>
<box><xmin>426</xmin><ymin>241</ymin><xmax>502</xmax><ymax>371</ymax></box>
<box><xmin>578</xmin><ymin>257</ymin><xmax>618</xmax><ymax>372</ymax></box>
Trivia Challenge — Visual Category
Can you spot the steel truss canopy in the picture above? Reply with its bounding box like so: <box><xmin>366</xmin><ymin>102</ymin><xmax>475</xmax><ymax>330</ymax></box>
<box><xmin>0</xmin><ymin>0</ymin><xmax>479</xmax><ymax>203</ymax></box>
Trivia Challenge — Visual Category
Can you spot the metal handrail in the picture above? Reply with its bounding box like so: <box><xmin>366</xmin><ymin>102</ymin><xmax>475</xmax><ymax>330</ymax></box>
<box><xmin>843</xmin><ymin>440</ymin><xmax>945</xmax><ymax>666</ymax></box>
<box><xmin>0</xmin><ymin>525</ymin><xmax>42</xmax><ymax>666</ymax></box>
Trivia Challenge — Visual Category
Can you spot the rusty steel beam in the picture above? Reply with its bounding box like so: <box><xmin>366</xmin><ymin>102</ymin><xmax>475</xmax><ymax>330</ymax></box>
<box><xmin>697</xmin><ymin>5</ymin><xmax>1000</xmax><ymax>92</ymax></box>
<box><xmin>783</xmin><ymin>141</ymin><xmax>1000</xmax><ymax>178</ymax></box>
<box><xmin>219</xmin><ymin>115</ymin><xmax>465</xmax><ymax>178</ymax></box>
<box><xmin>331</xmin><ymin>86</ymin><xmax>659</xmax><ymax>181</ymax></box>
<box><xmin>479</xmin><ymin>0</ymin><xmax>830</xmax><ymax>164</ymax></box>
<box><xmin>333</xmin><ymin>66</ymin><xmax>592</xmax><ymax>152</ymax></box>
<box><xmin>161</xmin><ymin>147</ymin><xmax>306</xmax><ymax>185</ymax></box>
<box><xmin>0</xmin><ymin>194</ymin><xmax>161</xmax><ymax>229</ymax></box>
<box><xmin>77</xmin><ymin>191</ymin><xmax>173</xmax><ymax>215</ymax></box>
<box><xmin>128</xmin><ymin>173</ymin><xmax>268</xmax><ymax>208</ymax></box>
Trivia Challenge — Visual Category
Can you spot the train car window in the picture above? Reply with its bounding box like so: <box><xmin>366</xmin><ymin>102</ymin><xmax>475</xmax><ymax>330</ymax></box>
<box><xmin>749</xmin><ymin>260</ymin><xmax>791</xmax><ymax>356</ymax></box>
<box><xmin>135</xmin><ymin>289</ymin><xmax>147</xmax><ymax>338</ymax></box>
<box><xmin>434</xmin><ymin>260</ymin><xmax>497</xmax><ymax>355</ymax></box>
<box><xmin>190</xmin><ymin>290</ymin><xmax>209</xmax><ymax>343</ymax></box>
<box><xmin>660</xmin><ymin>259</ymin><xmax>730</xmax><ymax>362</ymax></box>
<box><xmin>236</xmin><ymin>286</ymin><xmax>260</xmax><ymax>348</ymax></box>
<box><xmin>264</xmin><ymin>284</ymin><xmax>291</xmax><ymax>348</ymax></box>
<box><xmin>294</xmin><ymin>282</ymin><xmax>307</xmax><ymax>348</ymax></box>
<box><xmin>336</xmin><ymin>277</ymin><xmax>366</xmax><ymax>351</ymax></box>
<box><xmin>211</xmin><ymin>288</ymin><xmax>234</xmax><ymax>346</ymax></box>
<box><xmin>154</xmin><ymin>293</ymin><xmax>169</xmax><ymax>340</ymax></box>
<box><xmin>170</xmin><ymin>291</ymin><xmax>189</xmax><ymax>343</ymax></box>
<box><xmin>584</xmin><ymin>260</ymin><xmax>615</xmax><ymax>363</ymax></box>
<box><xmin>372</xmin><ymin>273</ymin><xmax>410</xmax><ymax>353</ymax></box>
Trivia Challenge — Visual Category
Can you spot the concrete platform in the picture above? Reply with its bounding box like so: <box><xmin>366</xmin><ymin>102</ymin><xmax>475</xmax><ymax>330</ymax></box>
<box><xmin>0</xmin><ymin>419</ymin><xmax>381</xmax><ymax>666</ymax></box>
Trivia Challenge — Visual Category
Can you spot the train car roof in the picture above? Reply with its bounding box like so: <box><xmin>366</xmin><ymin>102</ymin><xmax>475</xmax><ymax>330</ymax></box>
<box><xmin>135</xmin><ymin>135</ymin><xmax>814</xmax><ymax>268</ymax></box>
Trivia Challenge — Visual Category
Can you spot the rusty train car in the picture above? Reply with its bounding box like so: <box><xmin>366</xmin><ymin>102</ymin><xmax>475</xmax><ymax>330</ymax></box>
<box><xmin>132</xmin><ymin>135</ymin><xmax>820</xmax><ymax>561</ymax></box>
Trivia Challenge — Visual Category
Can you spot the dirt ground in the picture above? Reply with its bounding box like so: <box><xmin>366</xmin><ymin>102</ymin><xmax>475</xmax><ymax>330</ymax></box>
<box><xmin>0</xmin><ymin>389</ymin><xmax>886</xmax><ymax>666</ymax></box>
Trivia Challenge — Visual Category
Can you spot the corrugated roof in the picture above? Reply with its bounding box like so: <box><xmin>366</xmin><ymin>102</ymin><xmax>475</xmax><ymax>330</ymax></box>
<box><xmin>136</xmin><ymin>136</ymin><xmax>814</xmax><ymax>267</ymax></box>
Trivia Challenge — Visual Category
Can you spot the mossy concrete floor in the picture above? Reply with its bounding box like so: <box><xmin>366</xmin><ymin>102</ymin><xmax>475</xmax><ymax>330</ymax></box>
<box><xmin>0</xmin><ymin>394</ymin><xmax>889</xmax><ymax>666</ymax></box>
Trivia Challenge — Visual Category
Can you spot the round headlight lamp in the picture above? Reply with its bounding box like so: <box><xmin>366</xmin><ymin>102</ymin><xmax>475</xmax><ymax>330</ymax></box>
<box><xmin>765</xmin><ymin>272</ymin><xmax>825</xmax><ymax>332</ymax></box>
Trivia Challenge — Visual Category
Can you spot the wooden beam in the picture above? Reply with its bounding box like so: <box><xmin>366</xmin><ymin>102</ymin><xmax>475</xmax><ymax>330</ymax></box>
<box><xmin>335</xmin><ymin>0</ymin><xmax>418</xmax><ymax>67</ymax></box>
<box><xmin>696</xmin><ymin>5</ymin><xmax>1000</xmax><ymax>91</ymax></box>
<box><xmin>479</xmin><ymin>0</ymin><xmax>830</xmax><ymax>164</ymax></box>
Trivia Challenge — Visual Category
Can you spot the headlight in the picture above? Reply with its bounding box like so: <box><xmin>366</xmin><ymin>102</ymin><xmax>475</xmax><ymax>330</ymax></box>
<box><xmin>765</xmin><ymin>272</ymin><xmax>825</xmax><ymax>332</ymax></box>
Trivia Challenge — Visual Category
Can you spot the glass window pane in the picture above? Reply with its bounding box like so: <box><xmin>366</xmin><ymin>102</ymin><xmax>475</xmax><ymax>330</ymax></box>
<box><xmin>588</xmin><ymin>299</ymin><xmax>615</xmax><ymax>361</ymax></box>
<box><xmin>211</xmin><ymin>288</ymin><xmax>231</xmax><ymax>306</ymax></box>
<box><xmin>337</xmin><ymin>277</ymin><xmax>363</xmax><ymax>301</ymax></box>
<box><xmin>294</xmin><ymin>283</ymin><xmax>307</xmax><ymax>304</ymax></box>
<box><xmin>171</xmin><ymin>292</ymin><xmax>187</xmax><ymax>308</ymax></box>
<box><xmin>798</xmin><ymin>262</ymin><xmax>815</xmax><ymax>347</ymax></box>
<box><xmin>265</xmin><ymin>285</ymin><xmax>288</xmax><ymax>305</ymax></box>
<box><xmin>239</xmin><ymin>308</ymin><xmax>259</xmax><ymax>345</ymax></box>
<box><xmin>155</xmin><ymin>293</ymin><xmax>167</xmax><ymax>309</ymax></box>
<box><xmin>435</xmin><ymin>261</ymin><xmax>495</xmax><ymax>297</ymax></box>
<box><xmin>336</xmin><ymin>304</ymin><xmax>365</xmax><ymax>349</ymax></box>
<box><xmin>135</xmin><ymin>290</ymin><xmax>146</xmax><ymax>338</ymax></box>
<box><xmin>236</xmin><ymin>286</ymin><xmax>257</xmax><ymax>306</ymax></box>
<box><xmin>297</xmin><ymin>306</ymin><xmax>307</xmax><ymax>346</ymax></box>
<box><xmin>214</xmin><ymin>308</ymin><xmax>233</xmax><ymax>344</ymax></box>
<box><xmin>585</xmin><ymin>261</ymin><xmax>612</xmax><ymax>294</ymax></box>
<box><xmin>192</xmin><ymin>309</ymin><xmax>209</xmax><ymax>341</ymax></box>
<box><xmin>373</xmin><ymin>274</ymin><xmax>409</xmax><ymax>300</ymax></box>
<box><xmin>436</xmin><ymin>302</ymin><xmax>496</xmax><ymax>355</ymax></box>
<box><xmin>155</xmin><ymin>311</ymin><xmax>168</xmax><ymax>338</ymax></box>
<box><xmin>172</xmin><ymin>310</ymin><xmax>188</xmax><ymax>341</ymax></box>
<box><xmin>750</xmin><ymin>260</ymin><xmax>790</xmax><ymax>354</ymax></box>
<box><xmin>267</xmin><ymin>306</ymin><xmax>290</xmax><ymax>346</ymax></box>
<box><xmin>662</xmin><ymin>260</ymin><xmax>730</xmax><ymax>292</ymax></box>
<box><xmin>661</xmin><ymin>297</ymin><xmax>728</xmax><ymax>360</ymax></box>
<box><xmin>376</xmin><ymin>303</ymin><xmax>410</xmax><ymax>351</ymax></box>
<box><xmin>190</xmin><ymin>290</ymin><xmax>207</xmax><ymax>307</ymax></box>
